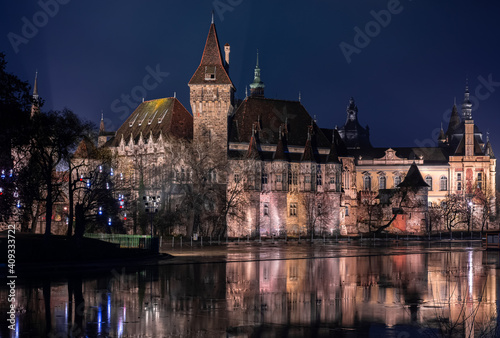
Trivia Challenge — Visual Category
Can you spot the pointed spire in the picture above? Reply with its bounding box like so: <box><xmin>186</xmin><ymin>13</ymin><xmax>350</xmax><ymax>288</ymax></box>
<box><xmin>438</xmin><ymin>122</ymin><xmax>446</xmax><ymax>143</ymax></box>
<box><xmin>31</xmin><ymin>71</ymin><xmax>40</xmax><ymax>118</ymax></box>
<box><xmin>462</xmin><ymin>78</ymin><xmax>473</xmax><ymax>120</ymax></box>
<box><xmin>326</xmin><ymin>131</ymin><xmax>340</xmax><ymax>164</ymax></box>
<box><xmin>299</xmin><ymin>91</ymin><xmax>301</xmax><ymax>102</ymax></box>
<box><xmin>249</xmin><ymin>49</ymin><xmax>265</xmax><ymax>97</ymax></box>
<box><xmin>33</xmin><ymin>70</ymin><xmax>39</xmax><ymax>97</ymax></box>
<box><xmin>273</xmin><ymin>126</ymin><xmax>288</xmax><ymax>161</ymax></box>
<box><xmin>301</xmin><ymin>126</ymin><xmax>315</xmax><ymax>162</ymax></box>
<box><xmin>446</xmin><ymin>103</ymin><xmax>461</xmax><ymax>136</ymax></box>
<box><xmin>247</xmin><ymin>123</ymin><xmax>261</xmax><ymax>159</ymax></box>
<box><xmin>99</xmin><ymin>111</ymin><xmax>105</xmax><ymax>134</ymax></box>
<box><xmin>211</xmin><ymin>11</ymin><xmax>214</xmax><ymax>24</ymax></box>
<box><xmin>485</xmin><ymin>133</ymin><xmax>495</xmax><ymax>159</ymax></box>
<box><xmin>188</xmin><ymin>17</ymin><xmax>233</xmax><ymax>86</ymax></box>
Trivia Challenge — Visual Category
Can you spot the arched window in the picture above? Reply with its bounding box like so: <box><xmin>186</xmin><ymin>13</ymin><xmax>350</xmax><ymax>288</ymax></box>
<box><xmin>425</xmin><ymin>175</ymin><xmax>432</xmax><ymax>191</ymax></box>
<box><xmin>394</xmin><ymin>175</ymin><xmax>401</xmax><ymax>187</ymax></box>
<box><xmin>363</xmin><ymin>175</ymin><xmax>371</xmax><ymax>191</ymax></box>
<box><xmin>379</xmin><ymin>176</ymin><xmax>386</xmax><ymax>190</ymax></box>
<box><xmin>440</xmin><ymin>176</ymin><xmax>448</xmax><ymax>191</ymax></box>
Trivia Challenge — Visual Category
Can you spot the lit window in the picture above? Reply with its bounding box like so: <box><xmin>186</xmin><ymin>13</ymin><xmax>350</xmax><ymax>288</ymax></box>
<box><xmin>363</xmin><ymin>175</ymin><xmax>371</xmax><ymax>191</ymax></box>
<box><xmin>262</xmin><ymin>172</ymin><xmax>268</xmax><ymax>184</ymax></box>
<box><xmin>440</xmin><ymin>176</ymin><xmax>448</xmax><ymax>191</ymax></box>
<box><xmin>425</xmin><ymin>175</ymin><xmax>432</xmax><ymax>191</ymax></box>
<box><xmin>379</xmin><ymin>176</ymin><xmax>386</xmax><ymax>190</ymax></box>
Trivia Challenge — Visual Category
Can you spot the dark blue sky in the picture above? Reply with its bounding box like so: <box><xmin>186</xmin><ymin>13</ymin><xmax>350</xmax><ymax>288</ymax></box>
<box><xmin>2</xmin><ymin>0</ymin><xmax>500</xmax><ymax>151</ymax></box>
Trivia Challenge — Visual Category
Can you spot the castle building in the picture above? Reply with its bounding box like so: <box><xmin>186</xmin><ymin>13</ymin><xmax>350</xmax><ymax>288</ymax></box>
<box><xmin>96</xmin><ymin>18</ymin><xmax>496</xmax><ymax>236</ymax></box>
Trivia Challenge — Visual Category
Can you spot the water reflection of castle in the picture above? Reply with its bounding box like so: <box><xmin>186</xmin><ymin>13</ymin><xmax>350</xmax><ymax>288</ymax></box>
<box><xmin>5</xmin><ymin>247</ymin><xmax>499</xmax><ymax>336</ymax></box>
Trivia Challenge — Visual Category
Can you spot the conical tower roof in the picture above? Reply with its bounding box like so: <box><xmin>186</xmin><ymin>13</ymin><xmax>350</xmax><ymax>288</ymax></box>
<box><xmin>188</xmin><ymin>17</ymin><xmax>233</xmax><ymax>86</ymax></box>
<box><xmin>398</xmin><ymin>162</ymin><xmax>429</xmax><ymax>188</ymax></box>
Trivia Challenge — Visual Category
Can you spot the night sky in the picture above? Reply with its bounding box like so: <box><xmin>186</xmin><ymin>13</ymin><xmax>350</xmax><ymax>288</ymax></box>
<box><xmin>2</xmin><ymin>0</ymin><xmax>500</xmax><ymax>152</ymax></box>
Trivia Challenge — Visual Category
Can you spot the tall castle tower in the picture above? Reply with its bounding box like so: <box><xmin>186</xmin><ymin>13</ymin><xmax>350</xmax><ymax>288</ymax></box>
<box><xmin>188</xmin><ymin>15</ymin><xmax>235</xmax><ymax>154</ymax></box>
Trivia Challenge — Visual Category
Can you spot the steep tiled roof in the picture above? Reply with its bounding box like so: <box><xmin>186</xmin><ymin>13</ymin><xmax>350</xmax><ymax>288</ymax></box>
<box><xmin>188</xmin><ymin>23</ymin><xmax>233</xmax><ymax>86</ymax></box>
<box><xmin>484</xmin><ymin>140</ymin><xmax>495</xmax><ymax>159</ymax></box>
<box><xmin>74</xmin><ymin>136</ymin><xmax>97</xmax><ymax>159</ymax></box>
<box><xmin>445</xmin><ymin>104</ymin><xmax>461</xmax><ymax>136</ymax></box>
<box><xmin>229</xmin><ymin>97</ymin><xmax>331</xmax><ymax>148</ymax></box>
<box><xmin>105</xmin><ymin>98</ymin><xmax>192</xmax><ymax>147</ymax></box>
<box><xmin>398</xmin><ymin>162</ymin><xmax>429</xmax><ymax>188</ymax></box>
<box><xmin>246</xmin><ymin>132</ymin><xmax>261</xmax><ymax>160</ymax></box>
<box><xmin>453</xmin><ymin>135</ymin><xmax>484</xmax><ymax>156</ymax></box>
<box><xmin>273</xmin><ymin>132</ymin><xmax>289</xmax><ymax>161</ymax></box>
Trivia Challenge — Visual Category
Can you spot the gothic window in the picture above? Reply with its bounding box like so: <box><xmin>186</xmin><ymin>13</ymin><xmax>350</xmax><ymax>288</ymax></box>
<box><xmin>262</xmin><ymin>172</ymin><xmax>268</xmax><ymax>185</ymax></box>
<box><xmin>379</xmin><ymin>176</ymin><xmax>386</xmax><ymax>190</ymax></box>
<box><xmin>316</xmin><ymin>165</ymin><xmax>322</xmax><ymax>185</ymax></box>
<box><xmin>440</xmin><ymin>176</ymin><xmax>448</xmax><ymax>191</ymax></box>
<box><xmin>363</xmin><ymin>175</ymin><xmax>371</xmax><ymax>191</ymax></box>
<box><xmin>181</xmin><ymin>168</ymin><xmax>185</xmax><ymax>182</ymax></box>
<box><xmin>305</xmin><ymin>175</ymin><xmax>311</xmax><ymax>184</ymax></box>
<box><xmin>290</xmin><ymin>203</ymin><xmax>297</xmax><ymax>216</ymax></box>
<box><xmin>425</xmin><ymin>175</ymin><xmax>432</xmax><ymax>191</ymax></box>
<box><xmin>234</xmin><ymin>173</ymin><xmax>240</xmax><ymax>183</ymax></box>
<box><xmin>317</xmin><ymin>204</ymin><xmax>322</xmax><ymax>216</ymax></box>
<box><xmin>293</xmin><ymin>171</ymin><xmax>298</xmax><ymax>185</ymax></box>
<box><xmin>345</xmin><ymin>206</ymin><xmax>349</xmax><ymax>216</ymax></box>
<box><xmin>288</xmin><ymin>170</ymin><xmax>292</xmax><ymax>185</ymax></box>
<box><xmin>263</xmin><ymin>203</ymin><xmax>269</xmax><ymax>216</ymax></box>
<box><xmin>277</xmin><ymin>174</ymin><xmax>282</xmax><ymax>183</ymax></box>
<box><xmin>394</xmin><ymin>175</ymin><xmax>401</xmax><ymax>187</ymax></box>
<box><xmin>330</xmin><ymin>176</ymin><xmax>335</xmax><ymax>185</ymax></box>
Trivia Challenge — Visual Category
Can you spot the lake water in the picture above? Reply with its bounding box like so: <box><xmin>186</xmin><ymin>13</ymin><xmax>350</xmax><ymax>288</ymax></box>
<box><xmin>1</xmin><ymin>241</ymin><xmax>499</xmax><ymax>337</ymax></box>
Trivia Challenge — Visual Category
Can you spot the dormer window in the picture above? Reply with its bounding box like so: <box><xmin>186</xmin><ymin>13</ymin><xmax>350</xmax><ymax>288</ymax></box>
<box><xmin>205</xmin><ymin>66</ymin><xmax>216</xmax><ymax>81</ymax></box>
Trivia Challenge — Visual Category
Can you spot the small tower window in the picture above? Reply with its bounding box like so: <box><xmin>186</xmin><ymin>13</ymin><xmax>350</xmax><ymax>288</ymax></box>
<box><xmin>263</xmin><ymin>203</ymin><xmax>269</xmax><ymax>216</ymax></box>
<box><xmin>205</xmin><ymin>66</ymin><xmax>216</xmax><ymax>81</ymax></box>
<box><xmin>290</xmin><ymin>203</ymin><xmax>297</xmax><ymax>216</ymax></box>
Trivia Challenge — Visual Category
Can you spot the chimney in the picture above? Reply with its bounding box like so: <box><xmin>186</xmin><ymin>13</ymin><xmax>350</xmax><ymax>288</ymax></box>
<box><xmin>224</xmin><ymin>43</ymin><xmax>230</xmax><ymax>66</ymax></box>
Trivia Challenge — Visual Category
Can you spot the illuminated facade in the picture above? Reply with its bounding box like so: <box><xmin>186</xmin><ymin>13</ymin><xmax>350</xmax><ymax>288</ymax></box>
<box><xmin>97</xmin><ymin>19</ymin><xmax>496</xmax><ymax>236</ymax></box>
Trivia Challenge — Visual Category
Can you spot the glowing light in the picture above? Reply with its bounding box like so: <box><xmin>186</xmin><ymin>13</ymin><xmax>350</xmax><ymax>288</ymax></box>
<box><xmin>1</xmin><ymin>170</ymin><xmax>5</xmax><ymax>179</ymax></box>
<box><xmin>110</xmin><ymin>168</ymin><xmax>114</xmax><ymax>176</ymax></box>
<box><xmin>98</xmin><ymin>207</ymin><xmax>103</xmax><ymax>215</ymax></box>
<box><xmin>16</xmin><ymin>200</ymin><xmax>21</xmax><ymax>208</ymax></box>
<box><xmin>99</xmin><ymin>165</ymin><xmax>103</xmax><ymax>173</ymax></box>
<box><xmin>108</xmin><ymin>217</ymin><xmax>112</xmax><ymax>226</ymax></box>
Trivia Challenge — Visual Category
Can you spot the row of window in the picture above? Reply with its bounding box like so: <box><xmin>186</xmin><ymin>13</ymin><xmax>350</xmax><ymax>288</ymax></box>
<box><xmin>364</xmin><ymin>173</ymin><xmax>484</xmax><ymax>192</ymax></box>
<box><xmin>259</xmin><ymin>172</ymin><xmax>335</xmax><ymax>186</ymax></box>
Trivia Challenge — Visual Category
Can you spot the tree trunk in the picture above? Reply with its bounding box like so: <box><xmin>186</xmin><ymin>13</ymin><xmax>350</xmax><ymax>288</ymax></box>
<box><xmin>44</xmin><ymin>178</ymin><xmax>53</xmax><ymax>237</ymax></box>
<box><xmin>67</xmin><ymin>177</ymin><xmax>74</xmax><ymax>238</ymax></box>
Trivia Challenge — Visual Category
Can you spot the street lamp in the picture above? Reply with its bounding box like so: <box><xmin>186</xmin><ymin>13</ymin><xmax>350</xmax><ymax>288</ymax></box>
<box><xmin>143</xmin><ymin>195</ymin><xmax>161</xmax><ymax>251</ymax></box>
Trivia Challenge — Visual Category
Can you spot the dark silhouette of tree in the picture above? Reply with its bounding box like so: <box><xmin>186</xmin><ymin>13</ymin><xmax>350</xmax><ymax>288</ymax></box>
<box><xmin>15</xmin><ymin>109</ymin><xmax>93</xmax><ymax>237</ymax></box>
<box><xmin>0</xmin><ymin>53</ymin><xmax>32</xmax><ymax>224</ymax></box>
